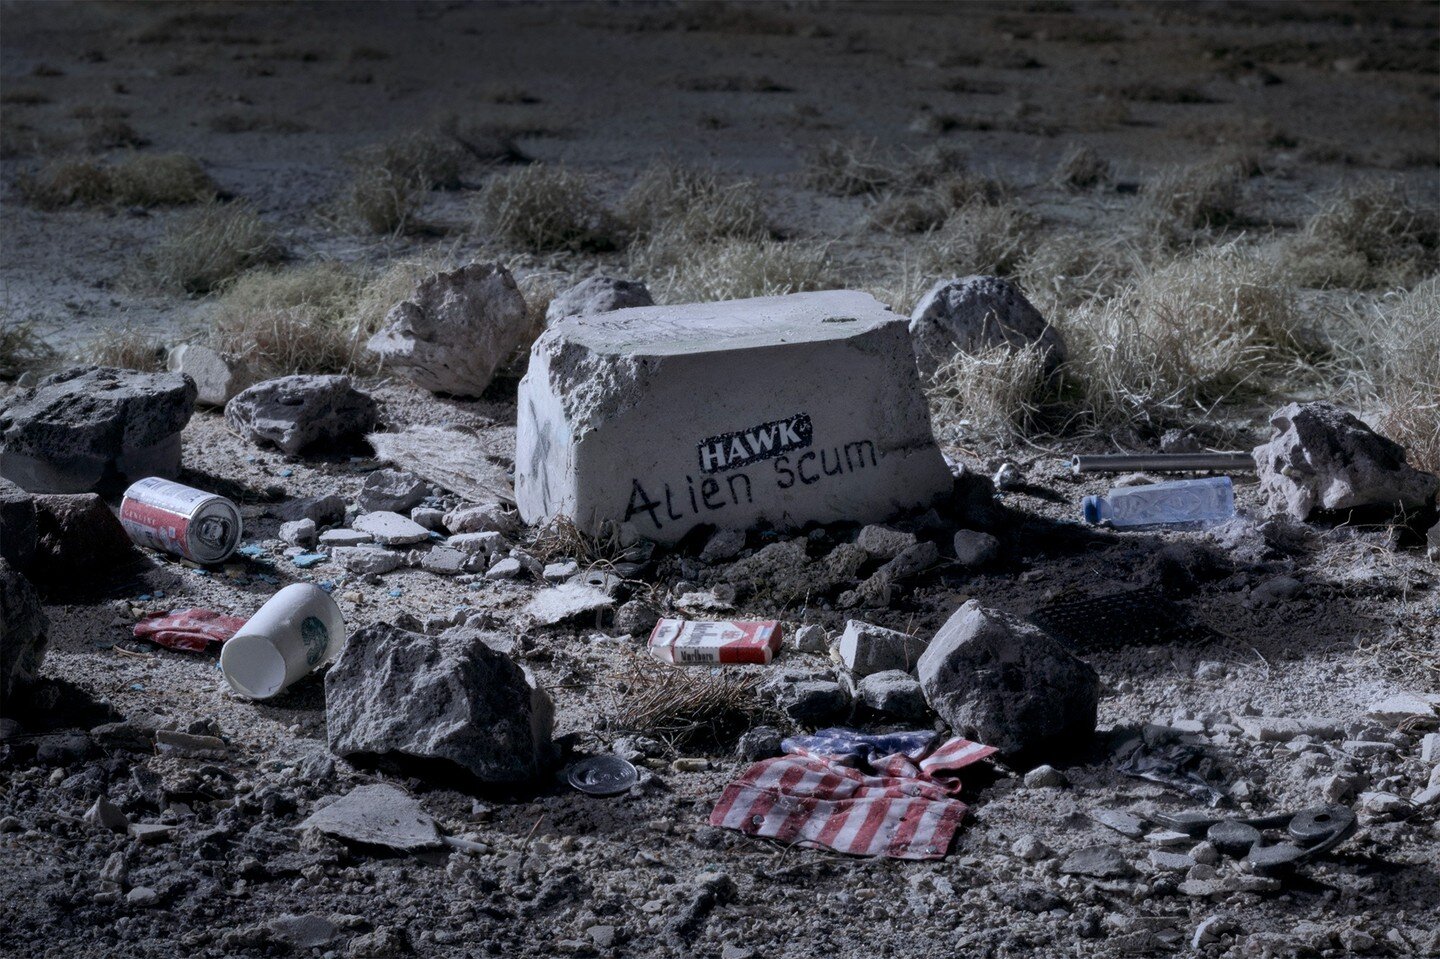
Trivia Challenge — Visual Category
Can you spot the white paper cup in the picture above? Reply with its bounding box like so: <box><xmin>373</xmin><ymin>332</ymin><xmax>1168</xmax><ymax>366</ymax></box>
<box><xmin>220</xmin><ymin>584</ymin><xmax>344</xmax><ymax>700</ymax></box>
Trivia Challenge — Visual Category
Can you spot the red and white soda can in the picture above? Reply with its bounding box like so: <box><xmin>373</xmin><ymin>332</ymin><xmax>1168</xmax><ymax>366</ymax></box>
<box><xmin>648</xmin><ymin>618</ymin><xmax>783</xmax><ymax>665</ymax></box>
<box><xmin>119</xmin><ymin>477</ymin><xmax>243</xmax><ymax>565</ymax></box>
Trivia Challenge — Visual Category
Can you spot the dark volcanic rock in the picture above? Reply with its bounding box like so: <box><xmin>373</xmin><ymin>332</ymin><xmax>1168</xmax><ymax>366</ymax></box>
<box><xmin>325</xmin><ymin>623</ymin><xmax>554</xmax><ymax>784</ymax></box>
<box><xmin>225</xmin><ymin>375</ymin><xmax>378</xmax><ymax>455</ymax></box>
<box><xmin>1</xmin><ymin>559</ymin><xmax>48</xmax><ymax>706</ymax></box>
<box><xmin>917</xmin><ymin>600</ymin><xmax>1098</xmax><ymax>758</ymax></box>
<box><xmin>545</xmin><ymin>275</ymin><xmax>654</xmax><ymax>324</ymax></box>
<box><xmin>909</xmin><ymin>275</ymin><xmax>1067</xmax><ymax>378</ymax></box>
<box><xmin>0</xmin><ymin>366</ymin><xmax>196</xmax><ymax>494</ymax></box>
<box><xmin>0</xmin><ymin>478</ymin><xmax>36</xmax><ymax>571</ymax></box>
<box><xmin>30</xmin><ymin>494</ymin><xmax>141</xmax><ymax>586</ymax></box>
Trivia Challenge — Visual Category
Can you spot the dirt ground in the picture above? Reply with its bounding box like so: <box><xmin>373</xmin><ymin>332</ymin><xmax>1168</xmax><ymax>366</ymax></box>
<box><xmin>2</xmin><ymin>3</ymin><xmax>1439</xmax><ymax>958</ymax></box>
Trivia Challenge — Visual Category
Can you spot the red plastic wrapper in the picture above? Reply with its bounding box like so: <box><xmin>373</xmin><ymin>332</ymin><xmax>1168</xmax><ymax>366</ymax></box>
<box><xmin>133</xmin><ymin>608</ymin><xmax>248</xmax><ymax>653</ymax></box>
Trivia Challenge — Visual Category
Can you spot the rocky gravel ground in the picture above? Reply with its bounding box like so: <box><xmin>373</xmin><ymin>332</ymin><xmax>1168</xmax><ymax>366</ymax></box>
<box><xmin>3</xmin><ymin>383</ymin><xmax>1439</xmax><ymax>959</ymax></box>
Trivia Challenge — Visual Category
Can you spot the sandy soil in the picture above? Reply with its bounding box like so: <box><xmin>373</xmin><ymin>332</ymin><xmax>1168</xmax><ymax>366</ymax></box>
<box><xmin>2</xmin><ymin>3</ymin><xmax>1438</xmax><ymax>958</ymax></box>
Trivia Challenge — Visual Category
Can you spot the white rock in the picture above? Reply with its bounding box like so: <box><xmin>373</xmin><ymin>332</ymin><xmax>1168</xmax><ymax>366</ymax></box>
<box><xmin>1022</xmin><ymin>764</ymin><xmax>1065</xmax><ymax>789</ymax></box>
<box><xmin>1421</xmin><ymin>732</ymin><xmax>1440</xmax><ymax>763</ymax></box>
<box><xmin>279</xmin><ymin>519</ymin><xmax>317</xmax><ymax>549</ymax></box>
<box><xmin>792</xmin><ymin>624</ymin><xmax>827</xmax><ymax>653</ymax></box>
<box><xmin>367</xmin><ymin>262</ymin><xmax>531</xmax><ymax>398</ymax></box>
<box><xmin>167</xmin><ymin>343</ymin><xmax>251</xmax><ymax>407</ymax></box>
<box><xmin>524</xmin><ymin>582</ymin><xmax>614</xmax><ymax>625</ymax></box>
<box><xmin>318</xmin><ymin>529</ymin><xmax>373</xmax><ymax>548</ymax></box>
<box><xmin>485</xmin><ymin>557</ymin><xmax>522</xmax><ymax>580</ymax></box>
<box><xmin>515</xmin><ymin>291</ymin><xmax>952</xmax><ymax>545</ymax></box>
<box><xmin>444</xmin><ymin>503</ymin><xmax>523</xmax><ymax>535</ymax></box>
<box><xmin>1366</xmin><ymin>692</ymin><xmax>1439</xmax><ymax>725</ymax></box>
<box><xmin>854</xmin><ymin>524</ymin><xmax>917</xmax><ymax>560</ymax></box>
<box><xmin>838</xmin><ymin>620</ymin><xmax>928</xmax><ymax>677</ymax></box>
<box><xmin>331</xmin><ymin>547</ymin><xmax>404</xmax><ymax>576</ymax></box>
<box><xmin>448</xmin><ymin>531</ymin><xmax>505</xmax><ymax>560</ymax></box>
<box><xmin>352</xmin><ymin>511</ymin><xmax>431</xmax><ymax>546</ymax></box>
<box><xmin>410</xmin><ymin>507</ymin><xmax>446</xmax><ymax>531</ymax></box>
<box><xmin>543</xmin><ymin>560</ymin><xmax>579</xmax><ymax>583</ymax></box>
<box><xmin>1011</xmin><ymin>835</ymin><xmax>1051</xmax><ymax>861</ymax></box>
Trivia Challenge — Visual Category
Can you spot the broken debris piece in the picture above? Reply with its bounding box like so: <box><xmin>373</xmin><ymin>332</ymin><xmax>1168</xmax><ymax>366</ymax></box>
<box><xmin>297</xmin><ymin>783</ymin><xmax>441</xmax><ymax>852</ymax></box>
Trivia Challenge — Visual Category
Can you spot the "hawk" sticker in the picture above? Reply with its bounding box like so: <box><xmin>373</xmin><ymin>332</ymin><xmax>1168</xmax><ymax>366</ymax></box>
<box><xmin>697</xmin><ymin>413</ymin><xmax>812</xmax><ymax>474</ymax></box>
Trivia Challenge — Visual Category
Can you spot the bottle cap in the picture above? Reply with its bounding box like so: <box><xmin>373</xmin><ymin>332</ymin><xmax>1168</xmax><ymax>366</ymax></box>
<box><xmin>1082</xmin><ymin>496</ymin><xmax>1101</xmax><ymax>525</ymax></box>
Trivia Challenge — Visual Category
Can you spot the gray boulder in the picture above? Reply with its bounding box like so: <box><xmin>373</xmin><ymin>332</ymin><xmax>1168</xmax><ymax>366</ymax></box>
<box><xmin>167</xmin><ymin>343</ymin><xmax>252</xmax><ymax>408</ymax></box>
<box><xmin>545</xmin><ymin>276</ymin><xmax>654</xmax><ymax>325</ymax></box>
<box><xmin>225</xmin><ymin>375</ymin><xmax>377</xmax><ymax>455</ymax></box>
<box><xmin>838</xmin><ymin>620</ymin><xmax>928</xmax><ymax>677</ymax></box>
<box><xmin>952</xmin><ymin>529</ymin><xmax>1000</xmax><ymax>568</ymax></box>
<box><xmin>1</xmin><ymin>560</ymin><xmax>48</xmax><ymax>707</ymax></box>
<box><xmin>325</xmin><ymin>623</ymin><xmax>555</xmax><ymax>784</ymax></box>
<box><xmin>857</xmin><ymin>670</ymin><xmax>930</xmax><ymax>721</ymax></box>
<box><xmin>1253</xmin><ymin>402</ymin><xmax>1439</xmax><ymax>520</ymax></box>
<box><xmin>30</xmin><ymin>494</ymin><xmax>140</xmax><ymax>586</ymax></box>
<box><xmin>909</xmin><ymin>276</ymin><xmax>1066</xmax><ymax>379</ymax></box>
<box><xmin>917</xmin><ymin>600</ymin><xmax>1098</xmax><ymax>757</ymax></box>
<box><xmin>0</xmin><ymin>366</ymin><xmax>197</xmax><ymax>494</ymax></box>
<box><xmin>0</xmin><ymin>479</ymin><xmax>36</xmax><ymax>571</ymax></box>
<box><xmin>367</xmin><ymin>262</ymin><xmax>530</xmax><ymax>398</ymax></box>
<box><xmin>764</xmin><ymin>670</ymin><xmax>852</xmax><ymax>726</ymax></box>
<box><xmin>357</xmin><ymin>468</ymin><xmax>428</xmax><ymax>514</ymax></box>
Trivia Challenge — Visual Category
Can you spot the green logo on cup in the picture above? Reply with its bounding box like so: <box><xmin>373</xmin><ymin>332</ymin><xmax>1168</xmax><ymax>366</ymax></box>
<box><xmin>300</xmin><ymin>616</ymin><xmax>329</xmax><ymax>666</ymax></box>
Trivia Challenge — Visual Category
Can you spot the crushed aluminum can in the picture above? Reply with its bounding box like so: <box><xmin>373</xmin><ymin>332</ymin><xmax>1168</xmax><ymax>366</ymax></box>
<box><xmin>647</xmin><ymin>618</ymin><xmax>782</xmax><ymax>665</ymax></box>
<box><xmin>119</xmin><ymin>477</ymin><xmax>243</xmax><ymax>564</ymax></box>
<box><xmin>566</xmin><ymin>756</ymin><xmax>639</xmax><ymax>796</ymax></box>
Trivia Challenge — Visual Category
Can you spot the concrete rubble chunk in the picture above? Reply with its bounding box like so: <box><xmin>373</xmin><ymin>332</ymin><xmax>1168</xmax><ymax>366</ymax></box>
<box><xmin>0</xmin><ymin>366</ymin><xmax>196</xmax><ymax>494</ymax></box>
<box><xmin>546</xmin><ymin>275</ymin><xmax>654</xmax><ymax>324</ymax></box>
<box><xmin>0</xmin><ymin>479</ymin><xmax>37</xmax><ymax>571</ymax></box>
<box><xmin>352</xmin><ymin>511</ymin><xmax>430</xmax><ymax>546</ymax></box>
<box><xmin>1059</xmin><ymin>844</ymin><xmax>1134</xmax><ymax>879</ymax></box>
<box><xmin>1093</xmin><ymin>809</ymin><xmax>1147</xmax><ymax>839</ymax></box>
<box><xmin>267</xmin><ymin>914</ymin><xmax>338</xmax><ymax>950</ymax></box>
<box><xmin>486</xmin><ymin>557</ymin><xmax>522</xmax><ymax>580</ymax></box>
<box><xmin>1234</xmin><ymin>716</ymin><xmax>1343</xmax><ymax>743</ymax></box>
<box><xmin>83</xmin><ymin>796</ymin><xmax>129</xmax><ymax>832</ymax></box>
<box><xmin>331</xmin><ymin>547</ymin><xmax>404</xmax><ymax>576</ymax></box>
<box><xmin>524</xmin><ymin>582</ymin><xmax>614</xmax><ymax>625</ymax></box>
<box><xmin>420</xmin><ymin>547</ymin><xmax>467</xmax><ymax>576</ymax></box>
<box><xmin>444</xmin><ymin>503</ymin><xmax>522</xmax><ymax>535</ymax></box>
<box><xmin>30</xmin><ymin>494</ymin><xmax>140</xmax><ymax>586</ymax></box>
<box><xmin>357</xmin><ymin>468</ymin><xmax>429</xmax><ymax>514</ymax></box>
<box><xmin>855</xmin><ymin>525</ymin><xmax>917</xmax><ymax>561</ymax></box>
<box><xmin>909</xmin><ymin>276</ymin><xmax>1066</xmax><ymax>379</ymax></box>
<box><xmin>791</xmin><ymin>623</ymin><xmax>827</xmax><ymax>653</ymax></box>
<box><xmin>856</xmin><ymin>670</ymin><xmax>929</xmax><ymax>721</ymax></box>
<box><xmin>1366</xmin><ymin>692</ymin><xmax>1439</xmax><ymax>725</ymax></box>
<box><xmin>319</xmin><ymin>529</ymin><xmax>373</xmax><ymax>548</ymax></box>
<box><xmin>280</xmin><ymin>519</ymin><xmax>317</xmax><ymax>549</ymax></box>
<box><xmin>0</xmin><ymin>561</ymin><xmax>45</xmax><ymax>705</ymax></box>
<box><xmin>225</xmin><ymin>375</ymin><xmax>378</xmax><ymax>456</ymax></box>
<box><xmin>167</xmin><ymin>343</ymin><xmax>252</xmax><ymax>407</ymax></box>
<box><xmin>1252</xmin><ymin>402</ymin><xmax>1440</xmax><ymax>520</ymax></box>
<box><xmin>298</xmin><ymin>783</ymin><xmax>441</xmax><ymax>852</ymax></box>
<box><xmin>411</xmin><ymin>507</ymin><xmax>445</xmax><ymax>530</ymax></box>
<box><xmin>326</xmin><ymin>623</ymin><xmax>555</xmax><ymax>784</ymax></box>
<box><xmin>917</xmin><ymin>600</ymin><xmax>1098</xmax><ymax>757</ymax></box>
<box><xmin>516</xmin><ymin>290</ymin><xmax>953</xmax><ymax>545</ymax></box>
<box><xmin>367</xmin><ymin>262</ymin><xmax>531</xmax><ymax>398</ymax></box>
<box><xmin>838</xmin><ymin>620</ymin><xmax>928</xmax><ymax>677</ymax></box>
<box><xmin>764</xmin><ymin>670</ymin><xmax>852</xmax><ymax>725</ymax></box>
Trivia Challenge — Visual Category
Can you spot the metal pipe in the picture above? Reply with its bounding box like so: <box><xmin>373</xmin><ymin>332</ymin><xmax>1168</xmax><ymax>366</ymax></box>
<box><xmin>1070</xmin><ymin>452</ymin><xmax>1255</xmax><ymax>474</ymax></box>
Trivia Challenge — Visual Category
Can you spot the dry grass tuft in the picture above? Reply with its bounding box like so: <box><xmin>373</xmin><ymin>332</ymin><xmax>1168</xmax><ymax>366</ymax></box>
<box><xmin>925</xmin><ymin>342</ymin><xmax>1053</xmax><ymax>443</ymax></box>
<box><xmin>1281</xmin><ymin>183</ymin><xmax>1439</xmax><ymax>289</ymax></box>
<box><xmin>340</xmin><ymin>131</ymin><xmax>469</xmax><ymax>234</ymax></box>
<box><xmin>1346</xmin><ymin>280</ymin><xmax>1440</xmax><ymax>473</ymax></box>
<box><xmin>634</xmin><ymin>235</ymin><xmax>834</xmax><ymax>303</ymax></box>
<box><xmin>913</xmin><ymin>199</ymin><xmax>1036</xmax><ymax>278</ymax></box>
<box><xmin>476</xmin><ymin>164</ymin><xmax>618</xmax><ymax>252</ymax></box>
<box><xmin>0</xmin><ymin>319</ymin><xmax>57</xmax><ymax>380</ymax></box>
<box><xmin>607</xmin><ymin>662</ymin><xmax>766</xmax><ymax>752</ymax></box>
<box><xmin>866</xmin><ymin>172</ymin><xmax>1008</xmax><ymax>234</ymax></box>
<box><xmin>87</xmin><ymin>328</ymin><xmax>167</xmax><ymax>372</ymax></box>
<box><xmin>1060</xmin><ymin>245</ymin><xmax>1302</xmax><ymax>429</ymax></box>
<box><xmin>803</xmin><ymin>139</ymin><xmax>968</xmax><ymax>197</ymax></box>
<box><xmin>142</xmin><ymin>201</ymin><xmax>284</xmax><ymax>295</ymax></box>
<box><xmin>1017</xmin><ymin>231</ymin><xmax>1136</xmax><ymax>313</ymax></box>
<box><xmin>1140</xmin><ymin>160</ymin><xmax>1247</xmax><ymax>236</ymax></box>
<box><xmin>22</xmin><ymin>154</ymin><xmax>217</xmax><ymax>209</ymax></box>
<box><xmin>621</xmin><ymin>161</ymin><xmax>770</xmax><ymax>243</ymax></box>
<box><xmin>82</xmin><ymin>117</ymin><xmax>146</xmax><ymax>151</ymax></box>
<box><xmin>1052</xmin><ymin>144</ymin><xmax>1112</xmax><ymax>190</ymax></box>
<box><xmin>208</xmin><ymin>262</ymin><xmax>372</xmax><ymax>376</ymax></box>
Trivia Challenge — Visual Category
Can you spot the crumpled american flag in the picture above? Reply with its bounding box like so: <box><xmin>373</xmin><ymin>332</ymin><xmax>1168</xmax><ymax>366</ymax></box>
<box><xmin>710</xmin><ymin>729</ymin><xmax>996</xmax><ymax>860</ymax></box>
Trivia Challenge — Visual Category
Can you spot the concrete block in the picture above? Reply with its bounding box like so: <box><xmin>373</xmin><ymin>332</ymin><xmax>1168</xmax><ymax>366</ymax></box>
<box><xmin>838</xmin><ymin>619</ymin><xmax>927</xmax><ymax>677</ymax></box>
<box><xmin>515</xmin><ymin>291</ymin><xmax>952</xmax><ymax>545</ymax></box>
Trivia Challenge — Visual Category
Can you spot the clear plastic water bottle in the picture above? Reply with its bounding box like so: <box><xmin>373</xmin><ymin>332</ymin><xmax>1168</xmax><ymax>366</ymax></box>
<box><xmin>1082</xmin><ymin>476</ymin><xmax>1235</xmax><ymax>527</ymax></box>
